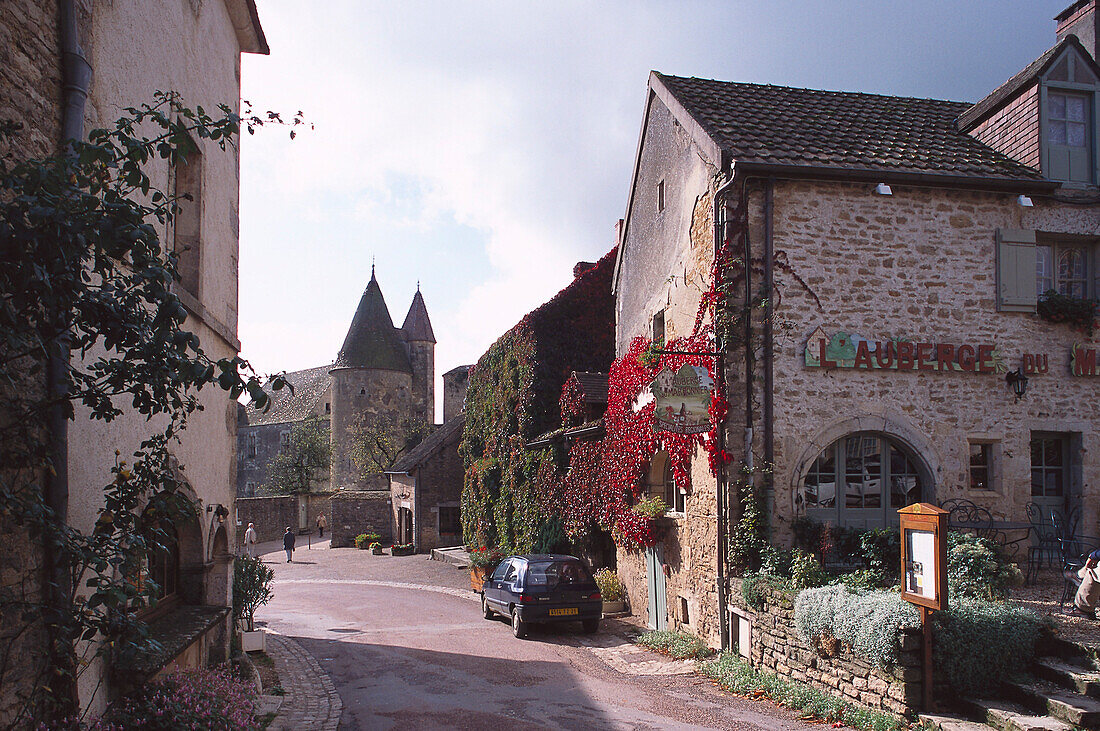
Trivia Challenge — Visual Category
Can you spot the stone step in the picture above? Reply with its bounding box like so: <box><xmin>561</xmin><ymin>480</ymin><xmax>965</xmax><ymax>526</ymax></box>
<box><xmin>956</xmin><ymin>696</ymin><xmax>1069</xmax><ymax>731</ymax></box>
<box><xmin>918</xmin><ymin>712</ymin><xmax>994</xmax><ymax>731</ymax></box>
<box><xmin>1004</xmin><ymin>678</ymin><xmax>1100</xmax><ymax>729</ymax></box>
<box><xmin>429</xmin><ymin>546</ymin><xmax>470</xmax><ymax>568</ymax></box>
<box><xmin>1033</xmin><ymin>657</ymin><xmax>1100</xmax><ymax>699</ymax></box>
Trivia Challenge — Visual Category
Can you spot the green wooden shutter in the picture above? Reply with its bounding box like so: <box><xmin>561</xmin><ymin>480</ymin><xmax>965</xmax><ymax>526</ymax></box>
<box><xmin>997</xmin><ymin>228</ymin><xmax>1037</xmax><ymax>312</ymax></box>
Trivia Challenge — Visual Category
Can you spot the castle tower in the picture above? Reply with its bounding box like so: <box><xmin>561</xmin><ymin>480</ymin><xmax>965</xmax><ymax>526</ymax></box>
<box><xmin>330</xmin><ymin>268</ymin><xmax>413</xmax><ymax>490</ymax></box>
<box><xmin>400</xmin><ymin>285</ymin><xmax>436</xmax><ymax>426</ymax></box>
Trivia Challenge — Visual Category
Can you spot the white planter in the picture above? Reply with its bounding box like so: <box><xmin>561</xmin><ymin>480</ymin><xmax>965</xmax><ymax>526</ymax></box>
<box><xmin>241</xmin><ymin>629</ymin><xmax>266</xmax><ymax>653</ymax></box>
<box><xmin>602</xmin><ymin>600</ymin><xmax>626</xmax><ymax>615</ymax></box>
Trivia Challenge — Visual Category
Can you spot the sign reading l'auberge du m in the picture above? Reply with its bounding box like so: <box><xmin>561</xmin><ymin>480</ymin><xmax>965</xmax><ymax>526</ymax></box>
<box><xmin>804</xmin><ymin>327</ymin><xmax>1004</xmax><ymax>373</ymax></box>
<box><xmin>650</xmin><ymin>364</ymin><xmax>714</xmax><ymax>434</ymax></box>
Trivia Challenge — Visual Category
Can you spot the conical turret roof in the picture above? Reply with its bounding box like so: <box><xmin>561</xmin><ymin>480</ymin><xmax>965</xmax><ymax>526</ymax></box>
<box><xmin>333</xmin><ymin>269</ymin><xmax>412</xmax><ymax>372</ymax></box>
<box><xmin>401</xmin><ymin>287</ymin><xmax>436</xmax><ymax>343</ymax></box>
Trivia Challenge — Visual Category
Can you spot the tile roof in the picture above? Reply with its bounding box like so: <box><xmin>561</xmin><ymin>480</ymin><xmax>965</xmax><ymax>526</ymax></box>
<box><xmin>655</xmin><ymin>72</ymin><xmax>1047</xmax><ymax>182</ymax></box>
<box><xmin>389</xmin><ymin>414</ymin><xmax>465</xmax><ymax>473</ymax></box>
<box><xmin>244</xmin><ymin>363</ymin><xmax>332</xmax><ymax>426</ymax></box>
<box><xmin>573</xmin><ymin>371</ymin><xmax>609</xmax><ymax>406</ymax></box>
<box><xmin>334</xmin><ymin>269</ymin><xmax>413</xmax><ymax>372</ymax></box>
<box><xmin>401</xmin><ymin>288</ymin><xmax>436</xmax><ymax>343</ymax></box>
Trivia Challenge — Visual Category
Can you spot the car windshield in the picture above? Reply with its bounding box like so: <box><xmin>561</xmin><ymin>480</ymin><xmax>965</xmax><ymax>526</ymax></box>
<box><xmin>525</xmin><ymin>560</ymin><xmax>593</xmax><ymax>588</ymax></box>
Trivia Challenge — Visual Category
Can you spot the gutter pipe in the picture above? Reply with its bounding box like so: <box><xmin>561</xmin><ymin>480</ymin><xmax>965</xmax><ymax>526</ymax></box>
<box><xmin>44</xmin><ymin>0</ymin><xmax>91</xmax><ymax>715</ymax></box>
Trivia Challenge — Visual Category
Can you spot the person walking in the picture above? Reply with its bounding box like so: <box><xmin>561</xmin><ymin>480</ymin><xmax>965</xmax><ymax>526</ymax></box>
<box><xmin>283</xmin><ymin>526</ymin><xmax>295</xmax><ymax>563</ymax></box>
<box><xmin>244</xmin><ymin>522</ymin><xmax>258</xmax><ymax>557</ymax></box>
<box><xmin>316</xmin><ymin>513</ymin><xmax>327</xmax><ymax>538</ymax></box>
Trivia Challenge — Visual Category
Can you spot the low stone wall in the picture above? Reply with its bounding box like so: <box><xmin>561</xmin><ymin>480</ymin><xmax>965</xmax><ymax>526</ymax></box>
<box><xmin>730</xmin><ymin>581</ymin><xmax>922</xmax><ymax>717</ymax></box>
<box><xmin>235</xmin><ymin>494</ymin><xmax>332</xmax><ymax>546</ymax></box>
<box><xmin>330</xmin><ymin>491</ymin><xmax>393</xmax><ymax>547</ymax></box>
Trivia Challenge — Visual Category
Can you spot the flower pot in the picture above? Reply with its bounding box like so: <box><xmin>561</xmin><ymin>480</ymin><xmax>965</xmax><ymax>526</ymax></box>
<box><xmin>371</xmin><ymin>546</ymin><xmax>383</xmax><ymax>555</ymax></box>
<box><xmin>392</xmin><ymin>545</ymin><xmax>414</xmax><ymax>556</ymax></box>
<box><xmin>240</xmin><ymin>629</ymin><xmax>266</xmax><ymax>653</ymax></box>
<box><xmin>602</xmin><ymin>599</ymin><xmax>626</xmax><ymax>615</ymax></box>
<box><xmin>470</xmin><ymin>566</ymin><xmax>490</xmax><ymax>592</ymax></box>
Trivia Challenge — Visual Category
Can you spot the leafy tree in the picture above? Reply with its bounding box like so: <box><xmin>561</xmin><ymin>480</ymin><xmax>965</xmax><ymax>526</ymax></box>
<box><xmin>0</xmin><ymin>92</ymin><xmax>302</xmax><ymax>725</ymax></box>
<box><xmin>348</xmin><ymin>413</ymin><xmax>431</xmax><ymax>479</ymax></box>
<box><xmin>263</xmin><ymin>416</ymin><xmax>331</xmax><ymax>494</ymax></box>
<box><xmin>232</xmin><ymin>556</ymin><xmax>274</xmax><ymax>633</ymax></box>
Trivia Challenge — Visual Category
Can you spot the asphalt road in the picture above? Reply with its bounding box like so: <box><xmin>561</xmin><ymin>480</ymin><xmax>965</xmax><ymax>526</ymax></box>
<box><xmin>256</xmin><ymin>540</ymin><xmax>812</xmax><ymax>731</ymax></box>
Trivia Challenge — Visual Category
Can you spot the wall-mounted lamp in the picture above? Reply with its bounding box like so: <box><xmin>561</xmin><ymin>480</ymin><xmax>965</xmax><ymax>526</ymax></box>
<box><xmin>1005</xmin><ymin>369</ymin><xmax>1029</xmax><ymax>401</ymax></box>
<box><xmin>213</xmin><ymin>504</ymin><xmax>229</xmax><ymax>523</ymax></box>
<box><xmin>1017</xmin><ymin>194</ymin><xmax>1034</xmax><ymax>207</ymax></box>
<box><xmin>874</xmin><ymin>183</ymin><xmax>893</xmax><ymax>196</ymax></box>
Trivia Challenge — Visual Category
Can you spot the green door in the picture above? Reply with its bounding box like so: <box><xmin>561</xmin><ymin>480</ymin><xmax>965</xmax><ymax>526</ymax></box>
<box><xmin>645</xmin><ymin>545</ymin><xmax>667</xmax><ymax>631</ymax></box>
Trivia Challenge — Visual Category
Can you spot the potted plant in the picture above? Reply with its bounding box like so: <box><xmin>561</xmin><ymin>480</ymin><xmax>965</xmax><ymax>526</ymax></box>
<box><xmin>594</xmin><ymin>568</ymin><xmax>627</xmax><ymax>615</ymax></box>
<box><xmin>392</xmin><ymin>542</ymin><xmax>415</xmax><ymax>556</ymax></box>
<box><xmin>355</xmin><ymin>532</ymin><xmax>382</xmax><ymax>550</ymax></box>
<box><xmin>468</xmin><ymin>546</ymin><xmax>504</xmax><ymax>591</ymax></box>
<box><xmin>233</xmin><ymin>556</ymin><xmax>274</xmax><ymax>653</ymax></box>
<box><xmin>369</xmin><ymin>541</ymin><xmax>383</xmax><ymax>555</ymax></box>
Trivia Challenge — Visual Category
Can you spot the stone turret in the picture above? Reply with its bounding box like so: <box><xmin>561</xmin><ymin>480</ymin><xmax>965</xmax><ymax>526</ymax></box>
<box><xmin>330</xmin><ymin>268</ymin><xmax>413</xmax><ymax>490</ymax></box>
<box><xmin>400</xmin><ymin>286</ymin><xmax>436</xmax><ymax>426</ymax></box>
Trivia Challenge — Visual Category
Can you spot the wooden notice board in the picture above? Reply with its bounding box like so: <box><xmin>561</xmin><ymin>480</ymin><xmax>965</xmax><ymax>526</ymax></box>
<box><xmin>899</xmin><ymin>503</ymin><xmax>948</xmax><ymax>611</ymax></box>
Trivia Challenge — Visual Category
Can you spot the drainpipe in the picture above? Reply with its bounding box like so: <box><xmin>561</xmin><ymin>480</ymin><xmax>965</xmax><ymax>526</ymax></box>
<box><xmin>762</xmin><ymin>179</ymin><xmax>775</xmax><ymax>508</ymax></box>
<box><xmin>712</xmin><ymin>172</ymin><xmax>738</xmax><ymax>651</ymax></box>
<box><xmin>44</xmin><ymin>0</ymin><xmax>91</xmax><ymax>716</ymax></box>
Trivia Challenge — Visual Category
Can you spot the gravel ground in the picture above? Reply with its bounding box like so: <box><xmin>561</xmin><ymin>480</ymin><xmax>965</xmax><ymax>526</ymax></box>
<box><xmin>1008</xmin><ymin>567</ymin><xmax>1100</xmax><ymax>650</ymax></box>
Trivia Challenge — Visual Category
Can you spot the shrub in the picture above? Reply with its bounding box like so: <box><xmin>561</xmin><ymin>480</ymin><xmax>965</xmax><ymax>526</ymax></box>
<box><xmin>635</xmin><ymin>630</ymin><xmax>714</xmax><ymax>660</ymax></box>
<box><xmin>933</xmin><ymin>599</ymin><xmax>1050</xmax><ymax>695</ymax></box>
<box><xmin>947</xmin><ymin>531</ymin><xmax>1022</xmax><ymax>600</ymax></box>
<box><xmin>860</xmin><ymin>529</ymin><xmax>900</xmax><ymax>586</ymax></box>
<box><xmin>760</xmin><ymin>546</ymin><xmax>795</xmax><ymax>577</ymax></box>
<box><xmin>790</xmin><ymin>549</ymin><xmax>830</xmax><ymax>590</ymax></box>
<box><xmin>632</xmin><ymin>495</ymin><xmax>669</xmax><ymax>519</ymax></box>
<box><xmin>1037</xmin><ymin>289</ymin><xmax>1099</xmax><ymax>336</ymax></box>
<box><xmin>741</xmin><ymin>571</ymin><xmax>795</xmax><ymax>611</ymax></box>
<box><xmin>233</xmin><ymin>556</ymin><xmax>274</xmax><ymax>633</ymax></box>
<box><xmin>468</xmin><ymin>546</ymin><xmax>505</xmax><ymax>571</ymax></box>
<box><xmin>354</xmin><ymin>534</ymin><xmax>369</xmax><ymax>549</ymax></box>
<box><xmin>699</xmin><ymin>652</ymin><xmax>908</xmax><ymax>731</ymax></box>
<box><xmin>96</xmin><ymin>665</ymin><xmax>259</xmax><ymax>730</ymax></box>
<box><xmin>593</xmin><ymin>568</ymin><xmax>624</xmax><ymax>601</ymax></box>
<box><xmin>795</xmin><ymin>586</ymin><xmax>919</xmax><ymax>669</ymax></box>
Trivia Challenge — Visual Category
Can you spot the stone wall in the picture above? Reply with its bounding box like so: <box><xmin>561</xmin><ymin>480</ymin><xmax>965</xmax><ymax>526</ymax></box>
<box><xmin>237</xmin><ymin>418</ymin><xmax>332</xmax><ymax>496</ymax></box>
<box><xmin>330</xmin><ymin>491</ymin><xmax>394</xmax><ymax>547</ymax></box>
<box><xmin>730</xmin><ymin>582</ymin><xmax>923</xmax><ymax>717</ymax></box>
<box><xmin>330</xmin><ymin>368</ymin><xmax>413</xmax><ymax>490</ymax></box>
<box><xmin>234</xmin><ymin>494</ymin><xmax>332</xmax><ymax>545</ymax></box>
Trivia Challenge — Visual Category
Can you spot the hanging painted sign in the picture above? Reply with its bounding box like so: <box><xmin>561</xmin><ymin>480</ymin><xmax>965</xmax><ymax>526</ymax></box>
<box><xmin>650</xmin><ymin>364</ymin><xmax>714</xmax><ymax>434</ymax></box>
<box><xmin>1071</xmin><ymin>343</ymin><xmax>1100</xmax><ymax>376</ymax></box>
<box><xmin>803</xmin><ymin>327</ymin><xmax>1005</xmax><ymax>374</ymax></box>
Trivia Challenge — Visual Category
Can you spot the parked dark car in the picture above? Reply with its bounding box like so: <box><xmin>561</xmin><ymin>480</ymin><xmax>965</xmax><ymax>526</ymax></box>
<box><xmin>480</xmin><ymin>554</ymin><xmax>602</xmax><ymax>638</ymax></box>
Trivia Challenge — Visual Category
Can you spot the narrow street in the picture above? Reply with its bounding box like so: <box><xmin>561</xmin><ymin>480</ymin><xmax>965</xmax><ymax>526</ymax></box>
<box><xmin>256</xmin><ymin>541</ymin><xmax>812</xmax><ymax>730</ymax></box>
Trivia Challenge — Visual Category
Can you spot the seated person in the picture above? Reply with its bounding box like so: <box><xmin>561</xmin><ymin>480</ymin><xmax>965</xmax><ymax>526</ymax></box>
<box><xmin>1073</xmin><ymin>548</ymin><xmax>1100</xmax><ymax>619</ymax></box>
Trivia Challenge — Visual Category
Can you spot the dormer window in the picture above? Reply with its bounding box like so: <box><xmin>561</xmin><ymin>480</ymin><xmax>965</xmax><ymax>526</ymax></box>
<box><xmin>1041</xmin><ymin>47</ymin><xmax>1099</xmax><ymax>185</ymax></box>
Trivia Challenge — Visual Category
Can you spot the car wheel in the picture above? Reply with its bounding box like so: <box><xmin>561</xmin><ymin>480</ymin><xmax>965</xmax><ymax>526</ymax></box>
<box><xmin>582</xmin><ymin>618</ymin><xmax>599</xmax><ymax>634</ymax></box>
<box><xmin>481</xmin><ymin>594</ymin><xmax>493</xmax><ymax>620</ymax></box>
<box><xmin>511</xmin><ymin>608</ymin><xmax>527</xmax><ymax>639</ymax></box>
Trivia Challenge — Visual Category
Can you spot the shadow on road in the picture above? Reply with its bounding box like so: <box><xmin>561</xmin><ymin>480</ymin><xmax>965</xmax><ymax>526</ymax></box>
<box><xmin>292</xmin><ymin>634</ymin><xmax>616</xmax><ymax>730</ymax></box>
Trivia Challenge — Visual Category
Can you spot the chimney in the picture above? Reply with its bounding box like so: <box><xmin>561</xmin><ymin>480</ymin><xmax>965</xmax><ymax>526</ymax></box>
<box><xmin>573</xmin><ymin>261</ymin><xmax>596</xmax><ymax>278</ymax></box>
<box><xmin>1057</xmin><ymin>1</ymin><xmax>1099</xmax><ymax>61</ymax></box>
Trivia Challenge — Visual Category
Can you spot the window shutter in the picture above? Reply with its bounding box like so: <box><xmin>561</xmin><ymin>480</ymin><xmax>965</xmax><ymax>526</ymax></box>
<box><xmin>997</xmin><ymin>228</ymin><xmax>1037</xmax><ymax>312</ymax></box>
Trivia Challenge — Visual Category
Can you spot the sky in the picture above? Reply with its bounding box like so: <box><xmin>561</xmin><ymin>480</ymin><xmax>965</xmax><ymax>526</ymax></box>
<box><xmin>238</xmin><ymin>1</ymin><xmax>1073</xmax><ymax>420</ymax></box>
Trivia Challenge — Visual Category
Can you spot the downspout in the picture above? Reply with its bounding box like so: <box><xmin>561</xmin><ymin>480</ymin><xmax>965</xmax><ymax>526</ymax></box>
<box><xmin>44</xmin><ymin>0</ymin><xmax>92</xmax><ymax>715</ymax></box>
<box><xmin>712</xmin><ymin>172</ymin><xmax>738</xmax><ymax>651</ymax></box>
<box><xmin>763</xmin><ymin>179</ymin><xmax>775</xmax><ymax>509</ymax></box>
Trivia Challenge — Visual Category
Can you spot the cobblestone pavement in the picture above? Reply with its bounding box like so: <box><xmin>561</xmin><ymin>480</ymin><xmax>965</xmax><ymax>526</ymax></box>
<box><xmin>263</xmin><ymin>631</ymin><xmax>342</xmax><ymax>731</ymax></box>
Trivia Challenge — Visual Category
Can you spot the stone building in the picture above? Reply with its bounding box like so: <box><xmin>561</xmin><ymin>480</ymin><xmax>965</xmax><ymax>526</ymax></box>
<box><xmin>0</xmin><ymin>0</ymin><xmax>268</xmax><ymax>722</ymax></box>
<box><xmin>237</xmin><ymin>269</ymin><xmax>437</xmax><ymax>543</ymax></box>
<box><xmin>612</xmin><ymin>3</ymin><xmax>1100</xmax><ymax>648</ymax></box>
<box><xmin>386</xmin><ymin>365</ymin><xmax>472</xmax><ymax>552</ymax></box>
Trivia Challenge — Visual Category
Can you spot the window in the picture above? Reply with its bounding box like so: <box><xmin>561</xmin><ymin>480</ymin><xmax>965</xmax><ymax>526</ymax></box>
<box><xmin>968</xmin><ymin>442</ymin><xmax>994</xmax><ymax>491</ymax></box>
<box><xmin>657</xmin><ymin>180</ymin><xmax>665</xmax><ymax>212</ymax></box>
<box><xmin>798</xmin><ymin>432</ymin><xmax>925</xmax><ymax>529</ymax></box>
<box><xmin>325</xmin><ymin>402</ymin><xmax>331</xmax><ymax>414</ymax></box>
<box><xmin>172</xmin><ymin>135</ymin><xmax>203</xmax><ymax>296</ymax></box>
<box><xmin>279</xmin><ymin>431</ymin><xmax>290</xmax><ymax>453</ymax></box>
<box><xmin>1031</xmin><ymin>434</ymin><xmax>1067</xmax><ymax>500</ymax></box>
<box><xmin>679</xmin><ymin>596</ymin><xmax>689</xmax><ymax>624</ymax></box>
<box><xmin>246</xmin><ymin>481</ymin><xmax>256</xmax><ymax>497</ymax></box>
<box><xmin>1036</xmin><ymin>241</ymin><xmax>1091</xmax><ymax>298</ymax></box>
<box><xmin>652</xmin><ymin>310</ymin><xmax>665</xmax><ymax>347</ymax></box>
<box><xmin>247</xmin><ymin>433</ymin><xmax>257</xmax><ymax>458</ymax></box>
<box><xmin>1041</xmin><ymin>48</ymin><xmax>1098</xmax><ymax>184</ymax></box>
<box><xmin>438</xmin><ymin>506</ymin><xmax>460</xmax><ymax>535</ymax></box>
<box><xmin>649</xmin><ymin>451</ymin><xmax>685</xmax><ymax>514</ymax></box>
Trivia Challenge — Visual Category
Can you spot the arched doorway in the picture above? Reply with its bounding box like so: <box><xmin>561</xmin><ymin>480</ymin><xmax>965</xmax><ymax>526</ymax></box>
<box><xmin>796</xmin><ymin>431</ymin><xmax>929</xmax><ymax>530</ymax></box>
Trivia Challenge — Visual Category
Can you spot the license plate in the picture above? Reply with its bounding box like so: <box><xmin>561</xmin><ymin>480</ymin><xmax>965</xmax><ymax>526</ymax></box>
<box><xmin>549</xmin><ymin>607</ymin><xmax>578</xmax><ymax>616</ymax></box>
